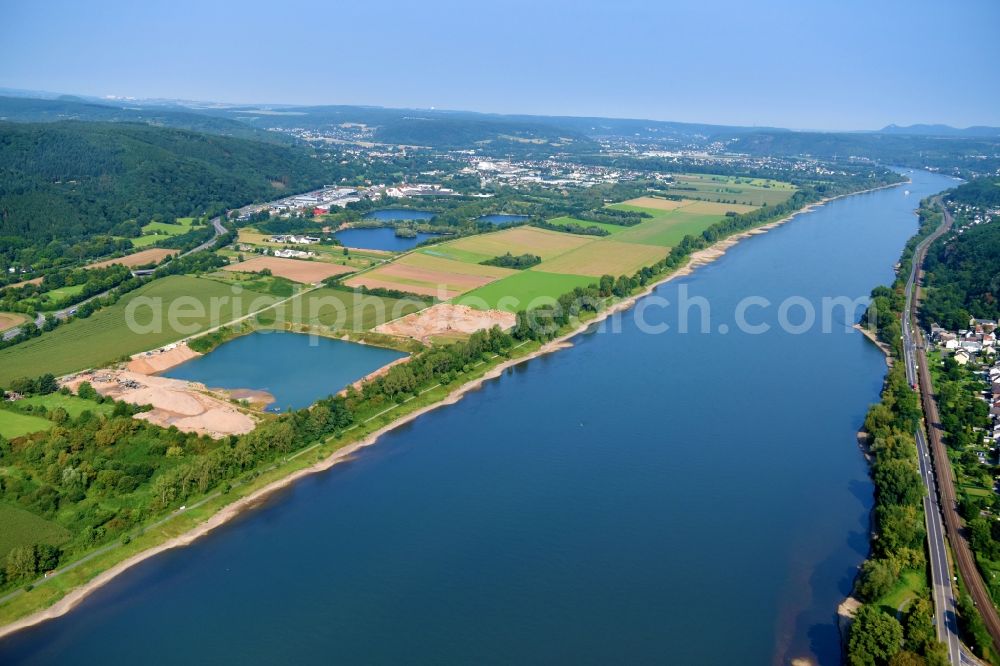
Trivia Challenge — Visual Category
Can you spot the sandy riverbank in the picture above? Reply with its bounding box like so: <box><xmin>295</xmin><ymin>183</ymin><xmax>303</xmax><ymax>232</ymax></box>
<box><xmin>853</xmin><ymin>323</ymin><xmax>893</xmax><ymax>364</ymax></box>
<box><xmin>0</xmin><ymin>180</ymin><xmax>904</xmax><ymax>639</ymax></box>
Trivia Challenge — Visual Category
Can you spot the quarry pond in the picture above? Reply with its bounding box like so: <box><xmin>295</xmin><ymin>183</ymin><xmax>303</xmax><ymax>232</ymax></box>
<box><xmin>161</xmin><ymin>331</ymin><xmax>407</xmax><ymax>411</ymax></box>
<box><xmin>334</xmin><ymin>226</ymin><xmax>439</xmax><ymax>251</ymax></box>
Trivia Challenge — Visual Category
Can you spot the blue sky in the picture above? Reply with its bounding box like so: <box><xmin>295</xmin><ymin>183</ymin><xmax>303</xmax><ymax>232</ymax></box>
<box><xmin>1</xmin><ymin>0</ymin><xmax>998</xmax><ymax>130</ymax></box>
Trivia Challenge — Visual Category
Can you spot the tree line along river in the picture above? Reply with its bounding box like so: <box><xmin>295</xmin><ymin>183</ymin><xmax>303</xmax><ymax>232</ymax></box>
<box><xmin>0</xmin><ymin>170</ymin><xmax>957</xmax><ymax>665</ymax></box>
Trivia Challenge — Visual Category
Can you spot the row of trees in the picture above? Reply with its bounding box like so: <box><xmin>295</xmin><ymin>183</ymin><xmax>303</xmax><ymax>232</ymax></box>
<box><xmin>848</xmin><ymin>205</ymin><xmax>953</xmax><ymax>665</ymax></box>
<box><xmin>480</xmin><ymin>253</ymin><xmax>541</xmax><ymax>269</ymax></box>
<box><xmin>849</xmin><ymin>351</ymin><xmax>947</xmax><ymax>665</ymax></box>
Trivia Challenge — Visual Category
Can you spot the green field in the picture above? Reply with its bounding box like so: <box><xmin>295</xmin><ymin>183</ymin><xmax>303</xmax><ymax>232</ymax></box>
<box><xmin>133</xmin><ymin>217</ymin><xmax>201</xmax><ymax>247</ymax></box>
<box><xmin>456</xmin><ymin>270</ymin><xmax>595</xmax><ymax>312</ymax></box>
<box><xmin>265</xmin><ymin>287</ymin><xmax>425</xmax><ymax>331</ymax></box>
<box><xmin>534</xmin><ymin>240</ymin><xmax>666</xmax><ymax>277</ymax></box>
<box><xmin>613</xmin><ymin>211</ymin><xmax>725</xmax><ymax>247</ymax></box>
<box><xmin>203</xmin><ymin>272</ymin><xmax>297</xmax><ymax>298</ymax></box>
<box><xmin>547</xmin><ymin>216</ymin><xmax>627</xmax><ymax>235</ymax></box>
<box><xmin>419</xmin><ymin>246</ymin><xmax>495</xmax><ymax>264</ymax></box>
<box><xmin>15</xmin><ymin>393</ymin><xmax>114</xmax><ymax>418</ymax></box>
<box><xmin>0</xmin><ymin>275</ymin><xmax>274</xmax><ymax>385</ymax></box>
<box><xmin>41</xmin><ymin>283</ymin><xmax>86</xmax><ymax>302</ymax></box>
<box><xmin>0</xmin><ymin>409</ymin><xmax>54</xmax><ymax>438</ymax></box>
<box><xmin>662</xmin><ymin>175</ymin><xmax>795</xmax><ymax>207</ymax></box>
<box><xmin>0</xmin><ymin>504</ymin><xmax>71</xmax><ymax>560</ymax></box>
<box><xmin>605</xmin><ymin>203</ymin><xmax>670</xmax><ymax>216</ymax></box>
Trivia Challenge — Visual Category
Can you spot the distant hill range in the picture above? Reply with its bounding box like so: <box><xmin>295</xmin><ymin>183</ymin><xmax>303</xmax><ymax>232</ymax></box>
<box><xmin>878</xmin><ymin>123</ymin><xmax>1000</xmax><ymax>137</ymax></box>
<box><xmin>0</xmin><ymin>94</ymin><xmax>290</xmax><ymax>143</ymax></box>
<box><xmin>1</xmin><ymin>90</ymin><xmax>999</xmax><ymax>175</ymax></box>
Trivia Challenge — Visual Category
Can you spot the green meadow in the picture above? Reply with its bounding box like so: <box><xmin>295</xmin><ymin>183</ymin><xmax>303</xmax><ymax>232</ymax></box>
<box><xmin>546</xmin><ymin>216</ymin><xmax>628</xmax><ymax>235</ymax></box>
<box><xmin>0</xmin><ymin>410</ymin><xmax>54</xmax><ymax>439</ymax></box>
<box><xmin>663</xmin><ymin>175</ymin><xmax>795</xmax><ymax>207</ymax></box>
<box><xmin>613</xmin><ymin>212</ymin><xmax>725</xmax><ymax>247</ymax></box>
<box><xmin>14</xmin><ymin>393</ymin><xmax>114</xmax><ymax>418</ymax></box>
<box><xmin>456</xmin><ymin>270</ymin><xmax>595</xmax><ymax>312</ymax></box>
<box><xmin>133</xmin><ymin>217</ymin><xmax>202</xmax><ymax>247</ymax></box>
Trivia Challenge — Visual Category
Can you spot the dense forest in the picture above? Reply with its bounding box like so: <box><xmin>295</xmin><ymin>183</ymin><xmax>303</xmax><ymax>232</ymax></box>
<box><xmin>0</xmin><ymin>121</ymin><xmax>336</xmax><ymax>268</ymax></box>
<box><xmin>922</xmin><ymin>182</ymin><xmax>1000</xmax><ymax>329</ymax></box>
<box><xmin>946</xmin><ymin>178</ymin><xmax>1000</xmax><ymax>208</ymax></box>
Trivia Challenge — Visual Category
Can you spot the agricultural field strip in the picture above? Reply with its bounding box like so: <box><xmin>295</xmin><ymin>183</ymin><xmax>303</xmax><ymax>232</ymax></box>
<box><xmin>0</xmin><ymin>278</ymin><xmax>317</xmax><ymax>384</ymax></box>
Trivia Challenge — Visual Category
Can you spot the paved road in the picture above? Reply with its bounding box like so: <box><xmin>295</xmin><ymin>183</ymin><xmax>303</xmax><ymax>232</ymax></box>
<box><xmin>902</xmin><ymin>198</ymin><xmax>962</xmax><ymax>665</ymax></box>
<box><xmin>2</xmin><ymin>216</ymin><xmax>227</xmax><ymax>342</ymax></box>
<box><xmin>184</xmin><ymin>215</ymin><xmax>227</xmax><ymax>256</ymax></box>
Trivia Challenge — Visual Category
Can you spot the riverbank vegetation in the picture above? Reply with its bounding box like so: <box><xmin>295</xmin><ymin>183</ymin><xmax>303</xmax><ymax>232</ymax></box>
<box><xmin>849</xmin><ymin>362</ymin><xmax>947</xmax><ymax>665</ymax></box>
<box><xmin>862</xmin><ymin>200</ymin><xmax>943</xmax><ymax>356</ymax></box>
<box><xmin>849</xmin><ymin>199</ymin><xmax>954</xmax><ymax>665</ymax></box>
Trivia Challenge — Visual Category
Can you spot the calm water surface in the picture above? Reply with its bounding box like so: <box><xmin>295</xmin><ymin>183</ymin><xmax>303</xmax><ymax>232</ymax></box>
<box><xmin>0</xmin><ymin>171</ymin><xmax>957</xmax><ymax>665</ymax></box>
<box><xmin>364</xmin><ymin>209</ymin><xmax>436</xmax><ymax>222</ymax></box>
<box><xmin>478</xmin><ymin>214</ymin><xmax>529</xmax><ymax>225</ymax></box>
<box><xmin>335</xmin><ymin>226</ymin><xmax>439</xmax><ymax>251</ymax></box>
<box><xmin>162</xmin><ymin>331</ymin><xmax>407</xmax><ymax>411</ymax></box>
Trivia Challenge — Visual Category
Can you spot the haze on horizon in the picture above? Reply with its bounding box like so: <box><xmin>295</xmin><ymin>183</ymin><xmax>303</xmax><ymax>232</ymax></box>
<box><xmin>1</xmin><ymin>0</ymin><xmax>999</xmax><ymax>131</ymax></box>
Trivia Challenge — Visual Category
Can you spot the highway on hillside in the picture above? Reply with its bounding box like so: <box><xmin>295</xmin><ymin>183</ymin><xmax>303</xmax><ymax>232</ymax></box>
<box><xmin>2</xmin><ymin>216</ymin><xmax>227</xmax><ymax>342</ymax></box>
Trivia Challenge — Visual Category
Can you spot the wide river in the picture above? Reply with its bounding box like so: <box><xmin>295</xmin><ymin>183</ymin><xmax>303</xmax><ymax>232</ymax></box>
<box><xmin>0</xmin><ymin>170</ymin><xmax>956</xmax><ymax>665</ymax></box>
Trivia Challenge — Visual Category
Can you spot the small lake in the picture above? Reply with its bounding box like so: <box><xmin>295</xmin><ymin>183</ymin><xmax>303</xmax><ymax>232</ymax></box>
<box><xmin>162</xmin><ymin>331</ymin><xmax>406</xmax><ymax>411</ymax></box>
<box><xmin>363</xmin><ymin>209</ymin><xmax>436</xmax><ymax>222</ymax></box>
<box><xmin>335</xmin><ymin>227</ymin><xmax>440</xmax><ymax>252</ymax></box>
<box><xmin>478</xmin><ymin>214</ymin><xmax>528</xmax><ymax>225</ymax></box>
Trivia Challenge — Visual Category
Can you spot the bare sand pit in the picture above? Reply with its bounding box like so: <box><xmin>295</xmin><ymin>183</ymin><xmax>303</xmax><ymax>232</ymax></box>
<box><xmin>227</xmin><ymin>388</ymin><xmax>276</xmax><ymax>410</ymax></box>
<box><xmin>63</xmin><ymin>370</ymin><xmax>255</xmax><ymax>438</ymax></box>
<box><xmin>127</xmin><ymin>342</ymin><xmax>201</xmax><ymax>374</ymax></box>
<box><xmin>375</xmin><ymin>303</ymin><xmax>516</xmax><ymax>342</ymax></box>
<box><xmin>224</xmin><ymin>256</ymin><xmax>356</xmax><ymax>283</ymax></box>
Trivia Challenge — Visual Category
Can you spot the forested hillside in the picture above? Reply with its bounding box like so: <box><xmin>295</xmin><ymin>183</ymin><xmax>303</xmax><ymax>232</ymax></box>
<box><xmin>922</xmin><ymin>181</ymin><xmax>1000</xmax><ymax>328</ymax></box>
<box><xmin>946</xmin><ymin>178</ymin><xmax>1000</xmax><ymax>208</ymax></box>
<box><xmin>373</xmin><ymin>116</ymin><xmax>597</xmax><ymax>154</ymax></box>
<box><xmin>0</xmin><ymin>121</ymin><xmax>335</xmax><ymax>265</ymax></box>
